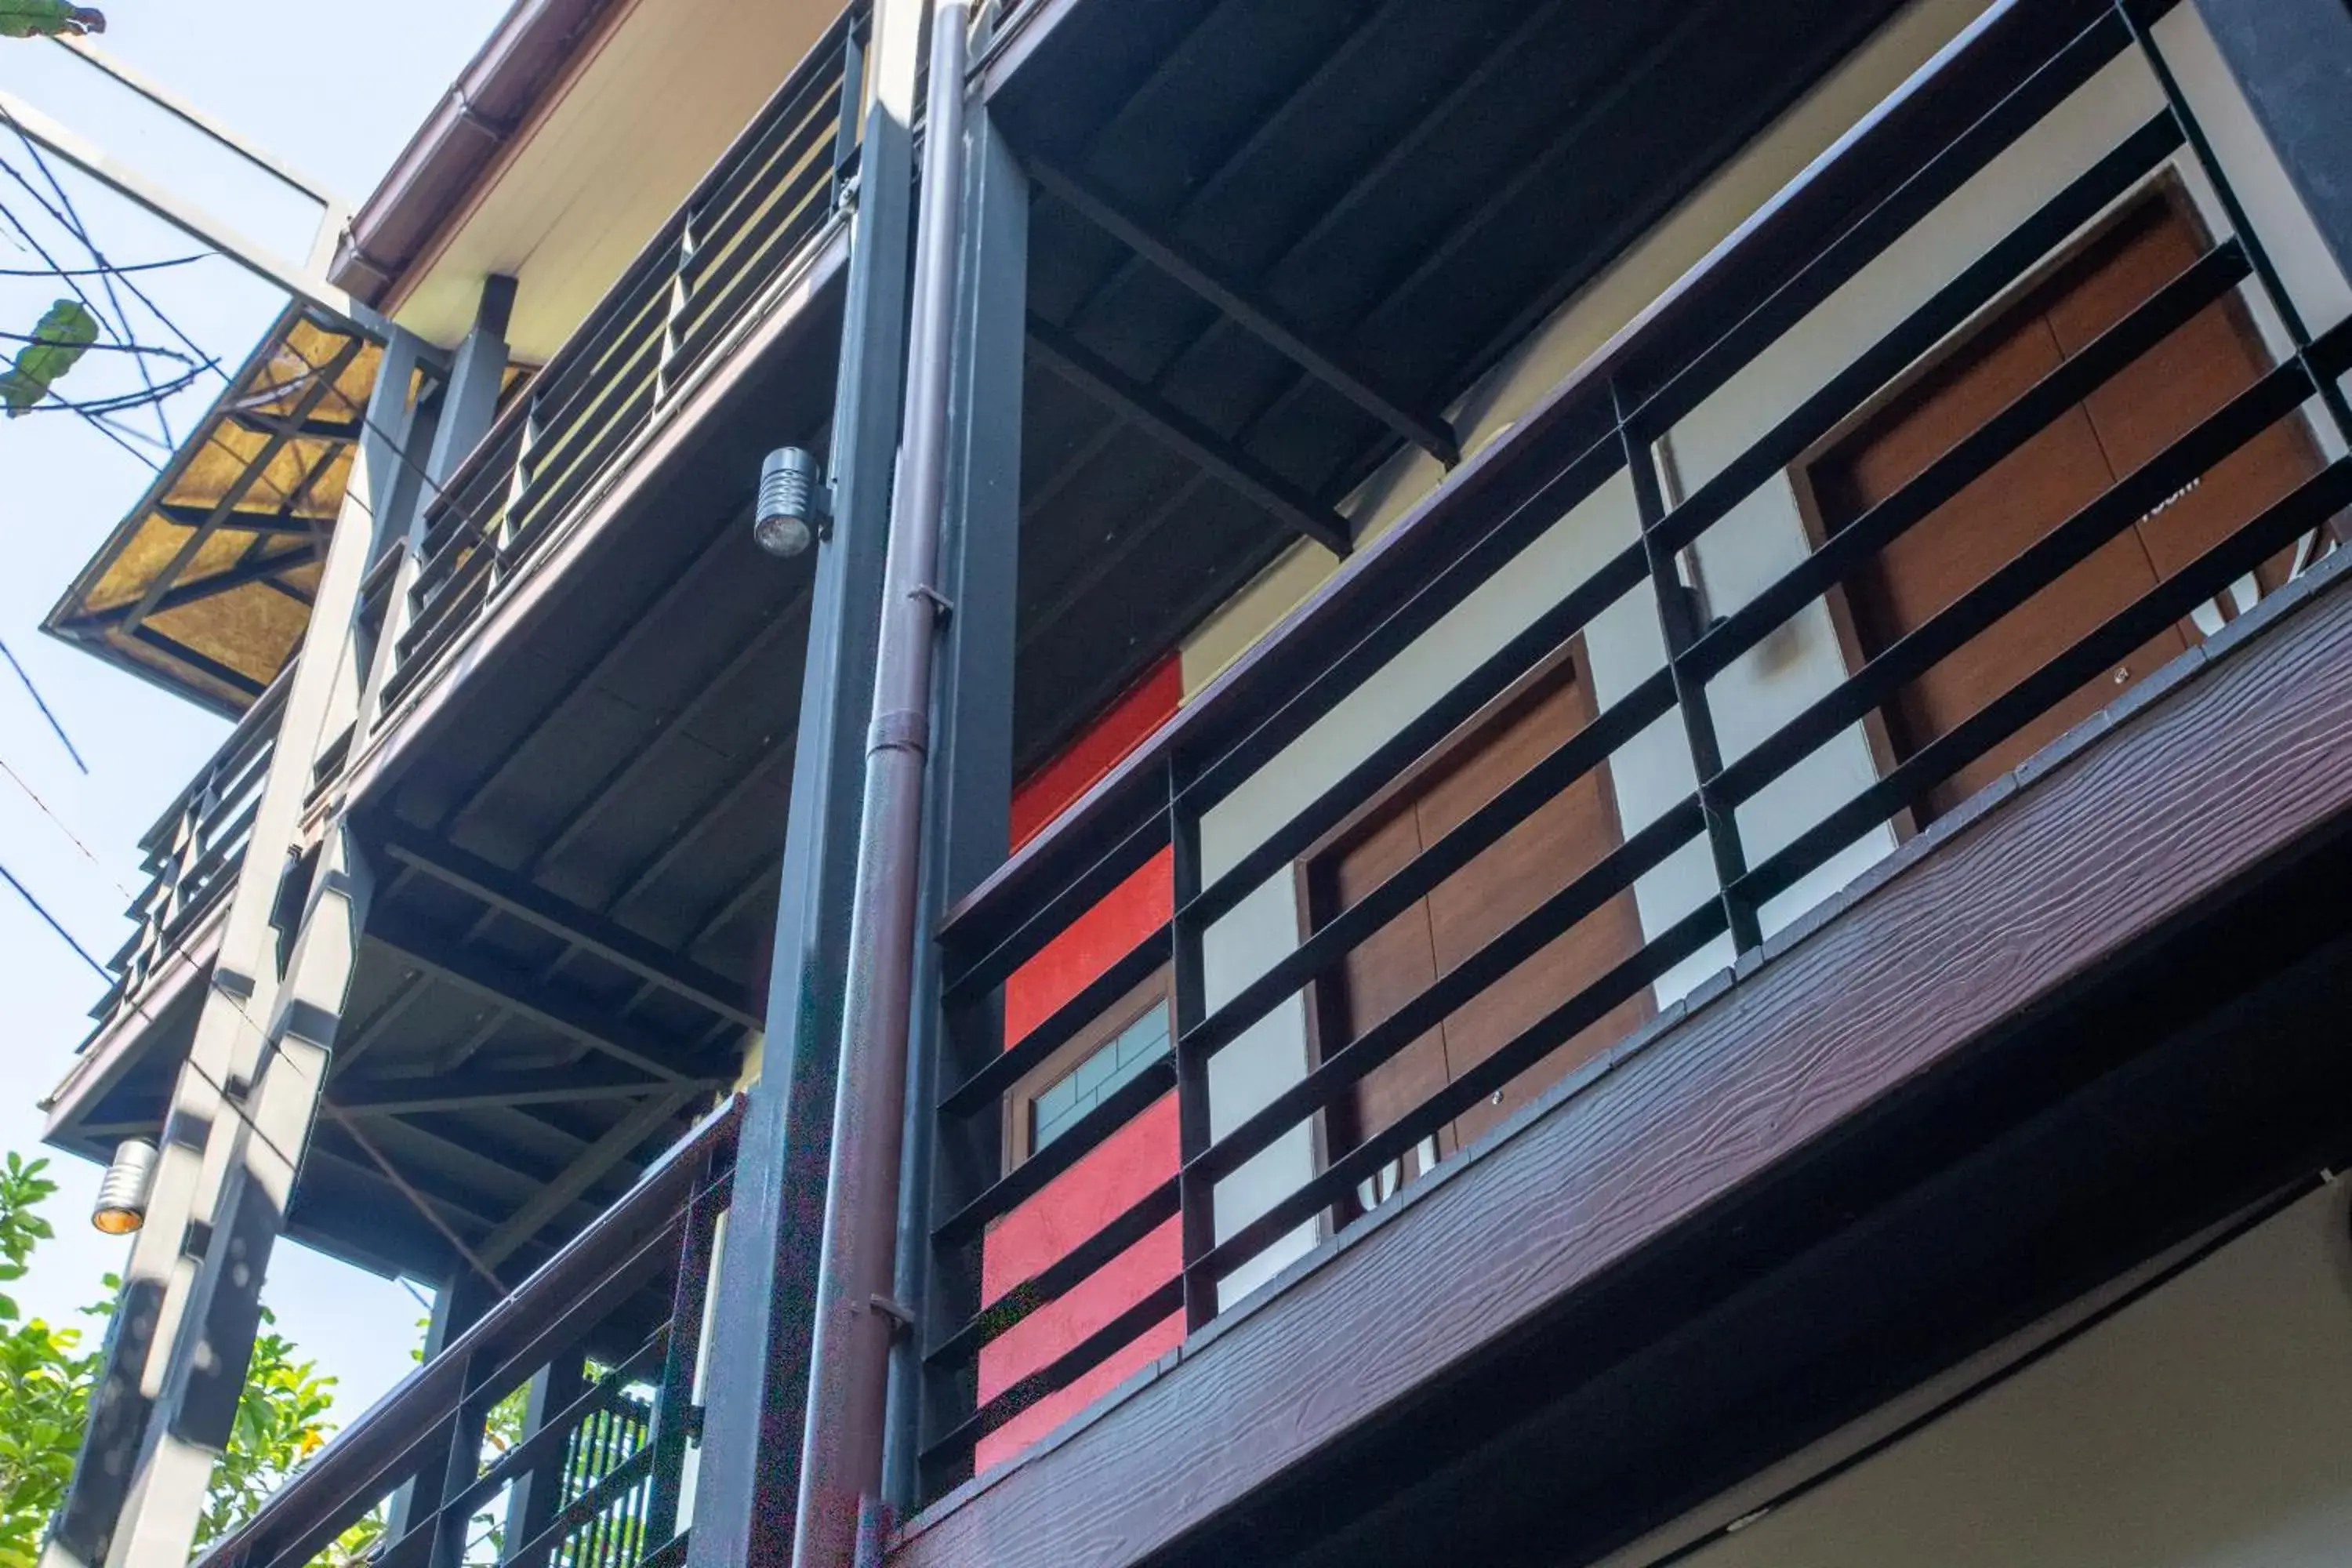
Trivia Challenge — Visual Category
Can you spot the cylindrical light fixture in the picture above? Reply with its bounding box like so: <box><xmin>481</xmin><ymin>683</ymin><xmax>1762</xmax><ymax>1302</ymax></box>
<box><xmin>91</xmin><ymin>1138</ymin><xmax>158</xmax><ymax>1235</ymax></box>
<box><xmin>753</xmin><ymin>445</ymin><xmax>829</xmax><ymax>559</ymax></box>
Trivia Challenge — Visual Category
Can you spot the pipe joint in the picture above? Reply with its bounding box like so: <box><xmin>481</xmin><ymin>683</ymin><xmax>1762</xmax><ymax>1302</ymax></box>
<box><xmin>868</xmin><ymin>709</ymin><xmax>931</xmax><ymax>757</ymax></box>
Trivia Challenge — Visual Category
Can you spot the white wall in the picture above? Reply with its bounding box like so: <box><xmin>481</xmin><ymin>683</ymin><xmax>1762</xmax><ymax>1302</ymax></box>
<box><xmin>1186</xmin><ymin>0</ymin><xmax>2352</xmax><ymax>1306</ymax></box>
<box><xmin>1595</xmin><ymin>1185</ymin><xmax>2352</xmax><ymax>1568</ymax></box>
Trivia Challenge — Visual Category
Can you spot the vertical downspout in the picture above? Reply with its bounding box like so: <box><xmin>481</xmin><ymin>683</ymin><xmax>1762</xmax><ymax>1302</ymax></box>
<box><xmin>793</xmin><ymin>3</ymin><xmax>970</xmax><ymax>1564</ymax></box>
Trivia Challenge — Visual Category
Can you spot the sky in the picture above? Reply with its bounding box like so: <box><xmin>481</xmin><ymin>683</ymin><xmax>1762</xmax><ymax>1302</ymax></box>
<box><xmin>0</xmin><ymin>0</ymin><xmax>510</xmax><ymax>1428</ymax></box>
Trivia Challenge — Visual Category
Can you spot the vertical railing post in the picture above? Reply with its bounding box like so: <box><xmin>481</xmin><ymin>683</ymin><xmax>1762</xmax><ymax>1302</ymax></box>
<box><xmin>426</xmin><ymin>1368</ymin><xmax>492</xmax><ymax>1568</ymax></box>
<box><xmin>495</xmin><ymin>393</ymin><xmax>544</xmax><ymax>585</ymax></box>
<box><xmin>1167</xmin><ymin>760</ymin><xmax>1218</xmax><ymax>1333</ymax></box>
<box><xmin>655</xmin><ymin>216</ymin><xmax>699</xmax><ymax>411</ymax></box>
<box><xmin>831</xmin><ymin>15</ymin><xmax>868</xmax><ymax>214</ymax></box>
<box><xmin>642</xmin><ymin>1178</ymin><xmax>721</xmax><ymax>1548</ymax></box>
<box><xmin>502</xmin><ymin>1353</ymin><xmax>588</xmax><ymax>1566</ymax></box>
<box><xmin>1615</xmin><ymin>383</ymin><xmax>1762</xmax><ymax>955</ymax></box>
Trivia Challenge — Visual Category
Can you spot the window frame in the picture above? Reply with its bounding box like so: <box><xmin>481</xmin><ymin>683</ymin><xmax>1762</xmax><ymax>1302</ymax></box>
<box><xmin>1000</xmin><ymin>966</ymin><xmax>1175</xmax><ymax>1172</ymax></box>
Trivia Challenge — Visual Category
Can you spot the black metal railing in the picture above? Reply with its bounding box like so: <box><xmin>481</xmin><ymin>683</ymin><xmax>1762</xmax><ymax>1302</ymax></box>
<box><xmin>909</xmin><ymin>0</ymin><xmax>2352</xmax><ymax>1494</ymax></box>
<box><xmin>378</xmin><ymin>2</ymin><xmax>869</xmax><ymax>713</ymax></box>
<box><xmin>193</xmin><ymin>1099</ymin><xmax>739</xmax><ymax>1568</ymax></box>
<box><xmin>87</xmin><ymin>671</ymin><xmax>290</xmax><ymax>1040</ymax></box>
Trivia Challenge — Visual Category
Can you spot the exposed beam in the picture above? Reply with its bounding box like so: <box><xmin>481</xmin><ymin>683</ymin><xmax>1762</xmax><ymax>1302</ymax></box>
<box><xmin>367</xmin><ymin>909</ymin><xmax>731</xmax><ymax>1084</ymax></box>
<box><xmin>227</xmin><ymin>408</ymin><xmax>366</xmax><ymax>442</ymax></box>
<box><xmin>1031</xmin><ymin>160</ymin><xmax>1459</xmax><ymax>465</ymax></box>
<box><xmin>118</xmin><ymin>334</ymin><xmax>363</xmax><ymax>637</ymax></box>
<box><xmin>62</xmin><ymin>546</ymin><xmax>319</xmax><ymax>629</ymax></box>
<box><xmin>373</xmin><ymin>826</ymin><xmax>761</xmax><ymax>1029</ymax></box>
<box><xmin>125</xmin><ymin>624</ymin><xmax>267</xmax><ymax>697</ymax></box>
<box><xmin>478</xmin><ymin>1091</ymin><xmax>697</xmax><ymax>1268</ymax></box>
<box><xmin>154</xmin><ymin>501</ymin><xmax>330</xmax><ymax>538</ymax></box>
<box><xmin>1025</xmin><ymin>317</ymin><xmax>1352</xmax><ymax>556</ymax></box>
<box><xmin>330</xmin><ymin>1062</ymin><xmax>724</xmax><ymax>1117</ymax></box>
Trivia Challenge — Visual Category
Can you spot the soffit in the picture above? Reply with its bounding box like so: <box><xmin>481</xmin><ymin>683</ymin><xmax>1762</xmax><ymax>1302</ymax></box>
<box><xmin>390</xmin><ymin>0</ymin><xmax>846</xmax><ymax>361</ymax></box>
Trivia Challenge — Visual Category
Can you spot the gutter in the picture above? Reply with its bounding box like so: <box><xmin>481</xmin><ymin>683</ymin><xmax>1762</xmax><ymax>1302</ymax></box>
<box><xmin>328</xmin><ymin>0</ymin><xmax>621</xmax><ymax>302</ymax></box>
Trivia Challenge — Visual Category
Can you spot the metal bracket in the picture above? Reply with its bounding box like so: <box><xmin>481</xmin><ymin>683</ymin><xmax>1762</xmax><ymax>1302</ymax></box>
<box><xmin>867</xmin><ymin>1294</ymin><xmax>916</xmax><ymax>1338</ymax></box>
<box><xmin>912</xmin><ymin>583</ymin><xmax>955</xmax><ymax>624</ymax></box>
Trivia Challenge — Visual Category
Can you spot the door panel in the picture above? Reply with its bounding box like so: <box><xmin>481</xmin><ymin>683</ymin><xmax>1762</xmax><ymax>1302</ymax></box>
<box><xmin>1811</xmin><ymin>183</ymin><xmax>2325</xmax><ymax>824</ymax></box>
<box><xmin>1306</xmin><ymin>647</ymin><xmax>1650</xmax><ymax>1195</ymax></box>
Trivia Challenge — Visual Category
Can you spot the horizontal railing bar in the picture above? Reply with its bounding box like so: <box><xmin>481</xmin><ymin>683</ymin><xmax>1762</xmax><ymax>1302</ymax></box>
<box><xmin>505</xmin><ymin>1439</ymin><xmax>659</xmax><ymax>1568</ymax></box>
<box><xmin>1197</xmin><ymin>901</ymin><xmax>1729</xmax><ymax>1287</ymax></box>
<box><xmin>1182</xmin><ymin>666</ymin><xmax>1681</xmax><ymax>1068</ymax></box>
<box><xmin>935</xmin><ymin>1058</ymin><xmax>1177</xmax><ymax>1247</ymax></box>
<box><xmin>1648</xmin><ymin>110</ymin><xmax>2184</xmax><ymax>562</ymax></box>
<box><xmin>681</xmin><ymin>103</ymin><xmax>837</xmax><ymax>289</ymax></box>
<box><xmin>944</xmin><ymin>807</ymin><xmax>1172</xmax><ymax>1002</ymax></box>
<box><xmin>927</xmin><ymin>1176</ymin><xmax>1181</xmax><ymax>1370</ymax></box>
<box><xmin>1628</xmin><ymin>5</ymin><xmax>2136</xmax><ymax>431</ymax></box>
<box><xmin>1185</xmin><ymin>539</ymin><xmax>1653</xmax><ymax>930</ymax></box>
<box><xmin>1192</xmin><ymin>794</ymin><xmax>1708</xmax><ymax>1189</ymax></box>
<box><xmin>441</xmin><ymin>1328</ymin><xmax>670</xmax><ymax>1519</ymax></box>
<box><xmin>922</xmin><ymin>1276</ymin><xmax>1187</xmax><ymax>1465</ymax></box>
<box><xmin>1740</xmin><ymin>453</ymin><xmax>2352</xmax><ymax>913</ymax></box>
<box><xmin>681</xmin><ymin>76</ymin><xmax>838</xmax><ymax>251</ymax></box>
<box><xmin>938</xmin><ymin>923</ymin><xmax>1171</xmax><ymax>1119</ymax></box>
<box><xmin>1686</xmin><ymin>237</ymin><xmax>2252</xmax><ymax>684</ymax></box>
<box><xmin>1718</xmin><ymin>355</ymin><xmax>2321</xmax><ymax>806</ymax></box>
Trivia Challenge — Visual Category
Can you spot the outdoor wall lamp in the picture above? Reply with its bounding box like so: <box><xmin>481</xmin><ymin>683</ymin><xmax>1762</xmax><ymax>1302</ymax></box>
<box><xmin>90</xmin><ymin>1138</ymin><xmax>157</xmax><ymax>1235</ymax></box>
<box><xmin>754</xmin><ymin>445</ymin><xmax>831</xmax><ymax>558</ymax></box>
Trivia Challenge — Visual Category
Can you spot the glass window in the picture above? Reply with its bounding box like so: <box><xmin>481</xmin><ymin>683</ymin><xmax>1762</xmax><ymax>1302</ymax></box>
<box><xmin>1029</xmin><ymin>1002</ymin><xmax>1171</xmax><ymax>1153</ymax></box>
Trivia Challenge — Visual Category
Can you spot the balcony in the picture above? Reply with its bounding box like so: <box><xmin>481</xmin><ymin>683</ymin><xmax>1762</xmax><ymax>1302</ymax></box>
<box><xmin>373</xmin><ymin>1</ymin><xmax>867</xmax><ymax>724</ymax></box>
<box><xmin>889</xmin><ymin>0</ymin><xmax>2352</xmax><ymax>1559</ymax></box>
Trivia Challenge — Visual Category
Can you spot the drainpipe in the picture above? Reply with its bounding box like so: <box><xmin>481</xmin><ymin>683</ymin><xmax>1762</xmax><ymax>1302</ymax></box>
<box><xmin>792</xmin><ymin>3</ymin><xmax>970</xmax><ymax>1564</ymax></box>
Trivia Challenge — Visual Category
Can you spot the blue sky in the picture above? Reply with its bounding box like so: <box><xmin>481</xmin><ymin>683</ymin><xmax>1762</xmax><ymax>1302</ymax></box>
<box><xmin>0</xmin><ymin>0</ymin><xmax>509</xmax><ymax>1426</ymax></box>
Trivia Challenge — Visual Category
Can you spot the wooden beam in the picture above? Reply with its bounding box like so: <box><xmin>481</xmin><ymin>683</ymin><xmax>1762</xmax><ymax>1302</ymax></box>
<box><xmin>889</xmin><ymin>561</ymin><xmax>2352</xmax><ymax>1568</ymax></box>
<box><xmin>153</xmin><ymin>501</ymin><xmax>329</xmax><ymax>538</ymax></box>
<box><xmin>1025</xmin><ymin>316</ymin><xmax>1353</xmax><ymax>556</ymax></box>
<box><xmin>477</xmin><ymin>1091</ymin><xmax>699</xmax><ymax>1269</ymax></box>
<box><xmin>1030</xmin><ymin>160</ymin><xmax>1460</xmax><ymax>465</ymax></box>
<box><xmin>367</xmin><ymin>909</ymin><xmax>731</xmax><ymax>1084</ymax></box>
<box><xmin>373</xmin><ymin>825</ymin><xmax>760</xmax><ymax>1029</ymax></box>
<box><xmin>331</xmin><ymin>1062</ymin><xmax>727</xmax><ymax>1117</ymax></box>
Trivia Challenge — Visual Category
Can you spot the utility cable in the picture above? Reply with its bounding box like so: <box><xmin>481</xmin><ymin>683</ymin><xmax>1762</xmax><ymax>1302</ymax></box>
<box><xmin>0</xmin><ymin>637</ymin><xmax>87</xmax><ymax>771</ymax></box>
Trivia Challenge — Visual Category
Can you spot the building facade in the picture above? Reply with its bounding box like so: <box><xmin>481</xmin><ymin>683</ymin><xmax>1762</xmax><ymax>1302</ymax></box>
<box><xmin>31</xmin><ymin>0</ymin><xmax>2352</xmax><ymax>1564</ymax></box>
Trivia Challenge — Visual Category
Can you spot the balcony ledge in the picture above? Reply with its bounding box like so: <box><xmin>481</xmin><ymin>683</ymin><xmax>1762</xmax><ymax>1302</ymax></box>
<box><xmin>890</xmin><ymin>548</ymin><xmax>2352</xmax><ymax>1567</ymax></box>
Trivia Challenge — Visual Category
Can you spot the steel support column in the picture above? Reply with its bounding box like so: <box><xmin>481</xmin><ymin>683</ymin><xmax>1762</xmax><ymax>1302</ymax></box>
<box><xmin>682</xmin><ymin>0</ymin><xmax>926</xmax><ymax>1561</ymax></box>
<box><xmin>883</xmin><ymin>87</ymin><xmax>1026</xmax><ymax>1515</ymax></box>
<box><xmin>43</xmin><ymin>328</ymin><xmax>432</xmax><ymax>1568</ymax></box>
<box><xmin>2192</xmin><ymin>0</ymin><xmax>2352</xmax><ymax>279</ymax></box>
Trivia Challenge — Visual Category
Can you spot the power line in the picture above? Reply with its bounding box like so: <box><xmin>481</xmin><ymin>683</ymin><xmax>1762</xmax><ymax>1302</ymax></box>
<box><xmin>0</xmin><ymin>856</ymin><xmax>112</xmax><ymax>981</ymax></box>
<box><xmin>0</xmin><ymin>639</ymin><xmax>86</xmax><ymax>772</ymax></box>
<box><xmin>0</xmin><ymin>252</ymin><xmax>205</xmax><ymax>278</ymax></box>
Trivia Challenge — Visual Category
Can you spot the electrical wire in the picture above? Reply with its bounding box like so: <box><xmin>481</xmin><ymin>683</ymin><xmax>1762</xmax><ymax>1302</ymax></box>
<box><xmin>0</xmin><ymin>637</ymin><xmax>87</xmax><ymax>772</ymax></box>
<box><xmin>0</xmin><ymin>252</ymin><xmax>206</xmax><ymax>278</ymax></box>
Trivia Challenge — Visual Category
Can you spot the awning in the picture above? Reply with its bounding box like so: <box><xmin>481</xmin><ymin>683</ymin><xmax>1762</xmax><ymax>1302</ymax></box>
<box><xmin>42</xmin><ymin>306</ymin><xmax>386</xmax><ymax>713</ymax></box>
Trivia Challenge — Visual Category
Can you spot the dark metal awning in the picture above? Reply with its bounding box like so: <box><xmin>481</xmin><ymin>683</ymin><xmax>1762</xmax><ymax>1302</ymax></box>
<box><xmin>42</xmin><ymin>307</ymin><xmax>387</xmax><ymax>714</ymax></box>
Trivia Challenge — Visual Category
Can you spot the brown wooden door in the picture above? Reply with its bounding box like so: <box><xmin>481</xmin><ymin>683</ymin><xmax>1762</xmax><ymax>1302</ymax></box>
<box><xmin>1305</xmin><ymin>646</ymin><xmax>1652</xmax><ymax>1202</ymax></box>
<box><xmin>1811</xmin><ymin>183</ymin><xmax>2327</xmax><ymax>822</ymax></box>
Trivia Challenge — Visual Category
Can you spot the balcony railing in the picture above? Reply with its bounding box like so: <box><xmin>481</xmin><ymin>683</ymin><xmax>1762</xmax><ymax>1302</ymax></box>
<box><xmin>89</xmin><ymin>671</ymin><xmax>289</xmax><ymax>1040</ymax></box>
<box><xmin>908</xmin><ymin>0</ymin><xmax>2352</xmax><ymax>1495</ymax></box>
<box><xmin>379</xmin><ymin>2</ymin><xmax>869</xmax><ymax>713</ymax></box>
<box><xmin>193</xmin><ymin>1098</ymin><xmax>739</xmax><ymax>1568</ymax></box>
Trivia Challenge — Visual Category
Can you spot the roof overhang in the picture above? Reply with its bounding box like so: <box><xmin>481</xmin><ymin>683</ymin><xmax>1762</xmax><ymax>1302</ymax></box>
<box><xmin>41</xmin><ymin>307</ymin><xmax>384</xmax><ymax>713</ymax></box>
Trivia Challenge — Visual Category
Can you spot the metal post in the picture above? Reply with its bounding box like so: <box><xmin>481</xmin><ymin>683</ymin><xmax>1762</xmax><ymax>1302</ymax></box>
<box><xmin>43</xmin><ymin>332</ymin><xmax>430</xmax><ymax>1568</ymax></box>
<box><xmin>363</xmin><ymin>278</ymin><xmax>516</xmax><ymax>729</ymax></box>
<box><xmin>884</xmin><ymin>85</ymin><xmax>1026</xmax><ymax>1515</ymax></box>
<box><xmin>502</xmin><ymin>1352</ymin><xmax>589</xmax><ymax>1561</ymax></box>
<box><xmin>683</xmin><ymin>0</ymin><xmax>927</xmax><ymax>1562</ymax></box>
<box><xmin>1168</xmin><ymin>768</ymin><xmax>1217</xmax><ymax>1331</ymax></box>
<box><xmin>1615</xmin><ymin>385</ymin><xmax>1762</xmax><ymax>954</ymax></box>
<box><xmin>793</xmin><ymin>2</ymin><xmax>971</xmax><ymax>1561</ymax></box>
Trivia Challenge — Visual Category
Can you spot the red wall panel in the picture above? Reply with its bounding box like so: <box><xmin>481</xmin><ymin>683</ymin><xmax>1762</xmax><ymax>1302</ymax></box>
<box><xmin>976</xmin><ymin>655</ymin><xmax>1184</xmax><ymax>1472</ymax></box>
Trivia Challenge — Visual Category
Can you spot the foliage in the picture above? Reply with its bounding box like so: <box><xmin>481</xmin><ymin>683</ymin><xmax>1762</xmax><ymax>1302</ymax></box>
<box><xmin>0</xmin><ymin>4</ymin><xmax>105</xmax><ymax>41</ymax></box>
<box><xmin>0</xmin><ymin>299</ymin><xmax>99</xmax><ymax>416</ymax></box>
<box><xmin>0</xmin><ymin>1153</ymin><xmax>380</xmax><ymax>1568</ymax></box>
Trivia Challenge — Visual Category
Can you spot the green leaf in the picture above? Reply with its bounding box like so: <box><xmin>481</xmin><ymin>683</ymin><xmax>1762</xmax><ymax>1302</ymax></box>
<box><xmin>0</xmin><ymin>4</ymin><xmax>103</xmax><ymax>41</ymax></box>
<box><xmin>1</xmin><ymin>299</ymin><xmax>99</xmax><ymax>416</ymax></box>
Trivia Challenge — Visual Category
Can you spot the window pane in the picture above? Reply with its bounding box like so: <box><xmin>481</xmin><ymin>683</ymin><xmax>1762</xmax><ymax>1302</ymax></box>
<box><xmin>1031</xmin><ymin>1001</ymin><xmax>1172</xmax><ymax>1154</ymax></box>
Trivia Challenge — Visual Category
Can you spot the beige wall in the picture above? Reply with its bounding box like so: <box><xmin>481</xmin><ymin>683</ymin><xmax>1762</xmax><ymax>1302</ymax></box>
<box><xmin>1595</xmin><ymin>1185</ymin><xmax>2352</xmax><ymax>1568</ymax></box>
<box><xmin>1181</xmin><ymin>0</ymin><xmax>2352</xmax><ymax>1310</ymax></box>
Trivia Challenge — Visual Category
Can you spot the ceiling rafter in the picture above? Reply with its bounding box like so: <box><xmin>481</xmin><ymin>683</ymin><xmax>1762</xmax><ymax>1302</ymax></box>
<box><xmin>1031</xmin><ymin>159</ymin><xmax>1460</xmax><ymax>465</ymax></box>
<box><xmin>1026</xmin><ymin>315</ymin><xmax>1352</xmax><ymax>556</ymax></box>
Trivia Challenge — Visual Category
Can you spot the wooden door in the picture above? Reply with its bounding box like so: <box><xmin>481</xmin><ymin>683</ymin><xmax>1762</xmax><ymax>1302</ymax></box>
<box><xmin>1811</xmin><ymin>183</ymin><xmax>2327</xmax><ymax>822</ymax></box>
<box><xmin>1305</xmin><ymin>645</ymin><xmax>1652</xmax><ymax>1203</ymax></box>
